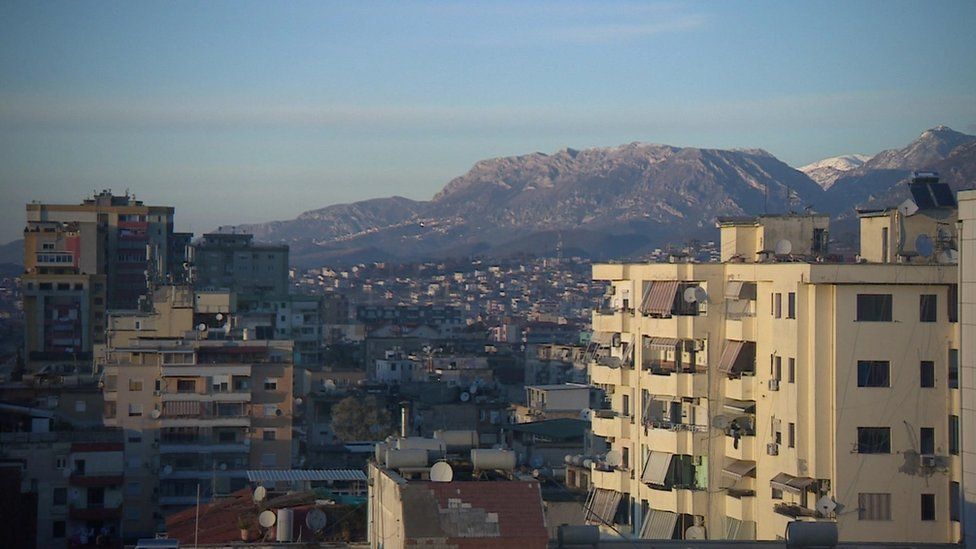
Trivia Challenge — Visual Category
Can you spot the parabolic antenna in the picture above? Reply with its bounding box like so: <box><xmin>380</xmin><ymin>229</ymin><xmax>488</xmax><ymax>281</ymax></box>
<box><xmin>253</xmin><ymin>486</ymin><xmax>267</xmax><ymax>502</ymax></box>
<box><xmin>683</xmin><ymin>287</ymin><xmax>699</xmax><ymax>303</ymax></box>
<box><xmin>216</xmin><ymin>313</ymin><xmax>224</xmax><ymax>321</ymax></box>
<box><xmin>62</xmin><ymin>465</ymin><xmax>73</xmax><ymax>478</ymax></box>
<box><xmin>686</xmin><ymin>525</ymin><xmax>707</xmax><ymax>540</ymax></box>
<box><xmin>899</xmin><ymin>199</ymin><xmax>919</xmax><ymax>217</ymax></box>
<box><xmin>258</xmin><ymin>510</ymin><xmax>277</xmax><ymax>528</ymax></box>
<box><xmin>915</xmin><ymin>234</ymin><xmax>935</xmax><ymax>257</ymax></box>
<box><xmin>305</xmin><ymin>508</ymin><xmax>327</xmax><ymax>531</ymax></box>
<box><xmin>430</xmin><ymin>461</ymin><xmax>454</xmax><ymax>483</ymax></box>
<box><xmin>197</xmin><ymin>323</ymin><xmax>207</xmax><ymax>332</ymax></box>
<box><xmin>459</xmin><ymin>391</ymin><xmax>470</xmax><ymax>402</ymax></box>
<box><xmin>694</xmin><ymin>287</ymin><xmax>708</xmax><ymax>303</ymax></box>
<box><xmin>816</xmin><ymin>495</ymin><xmax>837</xmax><ymax>516</ymax></box>
<box><xmin>774</xmin><ymin>239</ymin><xmax>793</xmax><ymax>255</ymax></box>
<box><xmin>605</xmin><ymin>450</ymin><xmax>622</xmax><ymax>468</ymax></box>
<box><xmin>530</xmin><ymin>455</ymin><xmax>545</xmax><ymax>469</ymax></box>
<box><xmin>162</xmin><ymin>465</ymin><xmax>173</xmax><ymax>476</ymax></box>
<box><xmin>579</xmin><ymin>408</ymin><xmax>593</xmax><ymax>421</ymax></box>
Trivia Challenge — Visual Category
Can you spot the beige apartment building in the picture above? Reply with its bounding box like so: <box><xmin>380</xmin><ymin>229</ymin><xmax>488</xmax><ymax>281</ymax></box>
<box><xmin>586</xmin><ymin>175</ymin><xmax>962</xmax><ymax>543</ymax></box>
<box><xmin>98</xmin><ymin>285</ymin><xmax>294</xmax><ymax>538</ymax></box>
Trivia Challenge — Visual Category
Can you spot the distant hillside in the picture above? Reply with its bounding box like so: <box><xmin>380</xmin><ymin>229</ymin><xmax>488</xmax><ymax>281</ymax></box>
<box><xmin>0</xmin><ymin>239</ymin><xmax>23</xmax><ymax>268</ymax></box>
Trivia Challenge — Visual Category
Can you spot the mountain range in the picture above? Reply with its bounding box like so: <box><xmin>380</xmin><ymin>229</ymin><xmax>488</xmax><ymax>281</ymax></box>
<box><xmin>236</xmin><ymin>126</ymin><xmax>976</xmax><ymax>266</ymax></box>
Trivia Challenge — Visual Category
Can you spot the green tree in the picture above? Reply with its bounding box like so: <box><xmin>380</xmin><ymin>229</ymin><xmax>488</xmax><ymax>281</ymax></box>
<box><xmin>330</xmin><ymin>395</ymin><xmax>393</xmax><ymax>442</ymax></box>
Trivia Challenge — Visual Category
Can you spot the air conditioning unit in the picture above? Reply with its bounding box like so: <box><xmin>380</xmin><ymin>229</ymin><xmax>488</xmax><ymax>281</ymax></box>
<box><xmin>768</xmin><ymin>379</ymin><xmax>780</xmax><ymax>391</ymax></box>
<box><xmin>766</xmin><ymin>443</ymin><xmax>780</xmax><ymax>456</ymax></box>
<box><xmin>921</xmin><ymin>455</ymin><xmax>937</xmax><ymax>467</ymax></box>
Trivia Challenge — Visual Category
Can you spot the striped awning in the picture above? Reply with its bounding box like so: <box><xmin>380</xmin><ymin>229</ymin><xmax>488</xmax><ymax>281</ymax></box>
<box><xmin>645</xmin><ymin>337</ymin><xmax>680</xmax><ymax>351</ymax></box>
<box><xmin>721</xmin><ymin>459</ymin><xmax>756</xmax><ymax>480</ymax></box>
<box><xmin>770</xmin><ymin>472</ymin><xmax>816</xmax><ymax>494</ymax></box>
<box><xmin>640</xmin><ymin>281</ymin><xmax>680</xmax><ymax>316</ymax></box>
<box><xmin>590</xmin><ymin>331</ymin><xmax>616</xmax><ymax>345</ymax></box>
<box><xmin>585</xmin><ymin>488</ymin><xmax>621</xmax><ymax>525</ymax></box>
<box><xmin>641</xmin><ymin>451</ymin><xmax>674</xmax><ymax>485</ymax></box>
<box><xmin>717</xmin><ymin>340</ymin><xmax>755</xmax><ymax>375</ymax></box>
<box><xmin>163</xmin><ymin>401</ymin><xmax>201</xmax><ymax>417</ymax></box>
<box><xmin>246</xmin><ymin>469</ymin><xmax>366</xmax><ymax>483</ymax></box>
<box><xmin>640</xmin><ymin>509</ymin><xmax>678</xmax><ymax>539</ymax></box>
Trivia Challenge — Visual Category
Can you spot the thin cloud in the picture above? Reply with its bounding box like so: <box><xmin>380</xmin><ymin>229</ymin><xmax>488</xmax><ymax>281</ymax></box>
<box><xmin>542</xmin><ymin>14</ymin><xmax>709</xmax><ymax>43</ymax></box>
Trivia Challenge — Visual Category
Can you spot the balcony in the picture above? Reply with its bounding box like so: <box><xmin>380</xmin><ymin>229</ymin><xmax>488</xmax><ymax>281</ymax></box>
<box><xmin>724</xmin><ymin>316</ymin><xmax>756</xmax><ymax>341</ymax></box>
<box><xmin>773</xmin><ymin>503</ymin><xmax>817</xmax><ymax>519</ymax></box>
<box><xmin>645</xmin><ymin>486</ymin><xmax>707</xmax><ymax>515</ymax></box>
<box><xmin>159</xmin><ymin>416</ymin><xmax>250</xmax><ymax>428</ymax></box>
<box><xmin>725</xmin><ymin>376</ymin><xmax>756</xmax><ymax>401</ymax></box>
<box><xmin>641</xmin><ymin>370</ymin><xmax>706</xmax><ymax>398</ymax></box>
<box><xmin>725</xmin><ymin>434</ymin><xmax>756</xmax><ymax>461</ymax></box>
<box><xmin>162</xmin><ymin>390</ymin><xmax>251</xmax><ymax>402</ymax></box>
<box><xmin>589</xmin><ymin>361</ymin><xmax>624</xmax><ymax>386</ymax></box>
<box><xmin>591</xmin><ymin>411</ymin><xmax>633</xmax><ymax>441</ymax></box>
<box><xmin>590</xmin><ymin>466</ymin><xmax>630</xmax><ymax>493</ymax></box>
<box><xmin>159</xmin><ymin>442</ymin><xmax>248</xmax><ymax>454</ymax></box>
<box><xmin>592</xmin><ymin>311</ymin><xmax>625</xmax><ymax>334</ymax></box>
<box><xmin>645</xmin><ymin>424</ymin><xmax>705</xmax><ymax>455</ymax></box>
<box><xmin>69</xmin><ymin>474</ymin><xmax>123</xmax><ymax>487</ymax></box>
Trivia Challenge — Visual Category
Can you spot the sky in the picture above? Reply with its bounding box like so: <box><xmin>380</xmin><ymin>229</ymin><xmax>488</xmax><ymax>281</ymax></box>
<box><xmin>2</xmin><ymin>1</ymin><xmax>975</xmax><ymax>243</ymax></box>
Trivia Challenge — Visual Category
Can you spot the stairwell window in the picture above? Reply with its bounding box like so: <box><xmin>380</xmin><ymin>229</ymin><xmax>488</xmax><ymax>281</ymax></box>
<box><xmin>857</xmin><ymin>427</ymin><xmax>890</xmax><ymax>453</ymax></box>
<box><xmin>787</xmin><ymin>292</ymin><xmax>796</xmax><ymax>319</ymax></box>
<box><xmin>773</xmin><ymin>293</ymin><xmax>782</xmax><ymax>318</ymax></box>
<box><xmin>919</xmin><ymin>294</ymin><xmax>937</xmax><ymax>322</ymax></box>
<box><xmin>949</xmin><ymin>415</ymin><xmax>960</xmax><ymax>455</ymax></box>
<box><xmin>857</xmin><ymin>361</ymin><xmax>890</xmax><ymax>387</ymax></box>
<box><xmin>921</xmin><ymin>494</ymin><xmax>936</xmax><ymax>521</ymax></box>
<box><xmin>920</xmin><ymin>361</ymin><xmax>935</xmax><ymax>388</ymax></box>
<box><xmin>856</xmin><ymin>294</ymin><xmax>892</xmax><ymax>322</ymax></box>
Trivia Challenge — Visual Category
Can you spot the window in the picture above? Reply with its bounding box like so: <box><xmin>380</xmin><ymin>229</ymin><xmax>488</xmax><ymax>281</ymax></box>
<box><xmin>55</xmin><ymin>456</ymin><xmax>67</xmax><ymax>469</ymax></box>
<box><xmin>920</xmin><ymin>427</ymin><xmax>935</xmax><ymax>455</ymax></box>
<box><xmin>951</xmin><ymin>482</ymin><xmax>961</xmax><ymax>521</ymax></box>
<box><xmin>127</xmin><ymin>403</ymin><xmax>143</xmax><ymax>417</ymax></box>
<box><xmin>774</xmin><ymin>356</ymin><xmax>782</xmax><ymax>381</ymax></box>
<box><xmin>858</xmin><ymin>493</ymin><xmax>892</xmax><ymax>520</ymax></box>
<box><xmin>134</xmin><ymin>320</ymin><xmax>142</xmax><ymax>330</ymax></box>
<box><xmin>857</xmin><ymin>427</ymin><xmax>891</xmax><ymax>453</ymax></box>
<box><xmin>127</xmin><ymin>434</ymin><xmax>142</xmax><ymax>444</ymax></box>
<box><xmin>53</xmin><ymin>487</ymin><xmax>67</xmax><ymax>505</ymax></box>
<box><xmin>53</xmin><ymin>520</ymin><xmax>66</xmax><ymax>538</ymax></box>
<box><xmin>177</xmin><ymin>379</ymin><xmax>195</xmax><ymax>393</ymax></box>
<box><xmin>622</xmin><ymin>446</ymin><xmax>630</xmax><ymax>470</ymax></box>
<box><xmin>948</xmin><ymin>284</ymin><xmax>958</xmax><ymax>322</ymax></box>
<box><xmin>74</xmin><ymin>459</ymin><xmax>86</xmax><ymax>474</ymax></box>
<box><xmin>772</xmin><ymin>487</ymin><xmax>783</xmax><ymax>500</ymax></box>
<box><xmin>921</xmin><ymin>494</ymin><xmax>936</xmax><ymax>521</ymax></box>
<box><xmin>125</xmin><ymin>507</ymin><xmax>141</xmax><ymax>521</ymax></box>
<box><xmin>773</xmin><ymin>293</ymin><xmax>782</xmax><ymax>318</ymax></box>
<box><xmin>622</xmin><ymin>394</ymin><xmax>630</xmax><ymax>416</ymax></box>
<box><xmin>263</xmin><ymin>429</ymin><xmax>276</xmax><ymax>441</ymax></box>
<box><xmin>74</xmin><ymin>400</ymin><xmax>86</xmax><ymax>412</ymax></box>
<box><xmin>857</xmin><ymin>361</ymin><xmax>890</xmax><ymax>387</ymax></box>
<box><xmin>128</xmin><ymin>379</ymin><xmax>144</xmax><ymax>391</ymax></box>
<box><xmin>788</xmin><ymin>422</ymin><xmax>795</xmax><ymax>448</ymax></box>
<box><xmin>127</xmin><ymin>457</ymin><xmax>141</xmax><ymax>469</ymax></box>
<box><xmin>950</xmin><ymin>415</ymin><xmax>960</xmax><ymax>455</ymax></box>
<box><xmin>920</xmin><ymin>294</ymin><xmax>937</xmax><ymax>322</ymax></box>
<box><xmin>949</xmin><ymin>349</ymin><xmax>959</xmax><ymax>389</ymax></box>
<box><xmin>788</xmin><ymin>358</ymin><xmax>796</xmax><ymax>383</ymax></box>
<box><xmin>264</xmin><ymin>378</ymin><xmax>278</xmax><ymax>391</ymax></box>
<box><xmin>920</xmin><ymin>361</ymin><xmax>935</xmax><ymax>388</ymax></box>
<box><xmin>856</xmin><ymin>294</ymin><xmax>892</xmax><ymax>321</ymax></box>
<box><xmin>125</xmin><ymin>482</ymin><xmax>141</xmax><ymax>497</ymax></box>
<box><xmin>787</xmin><ymin>292</ymin><xmax>796</xmax><ymax>319</ymax></box>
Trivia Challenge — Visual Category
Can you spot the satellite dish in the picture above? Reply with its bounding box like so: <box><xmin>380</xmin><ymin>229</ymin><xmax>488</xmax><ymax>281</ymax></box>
<box><xmin>816</xmin><ymin>495</ymin><xmax>837</xmax><ymax>516</ymax></box>
<box><xmin>62</xmin><ymin>466</ymin><xmax>73</xmax><ymax>478</ymax></box>
<box><xmin>686</xmin><ymin>525</ymin><xmax>707</xmax><ymax>539</ymax></box>
<box><xmin>305</xmin><ymin>509</ymin><xmax>327</xmax><ymax>531</ymax></box>
<box><xmin>579</xmin><ymin>408</ymin><xmax>593</xmax><ymax>421</ymax></box>
<box><xmin>582</xmin><ymin>458</ymin><xmax>593</xmax><ymax>469</ymax></box>
<box><xmin>216</xmin><ymin>313</ymin><xmax>224</xmax><ymax>321</ymax></box>
<box><xmin>469</xmin><ymin>383</ymin><xmax>479</xmax><ymax>395</ymax></box>
<box><xmin>459</xmin><ymin>391</ymin><xmax>470</xmax><ymax>402</ymax></box>
<box><xmin>774</xmin><ymin>239</ymin><xmax>793</xmax><ymax>255</ymax></box>
<box><xmin>197</xmin><ymin>323</ymin><xmax>207</xmax><ymax>332</ymax></box>
<box><xmin>430</xmin><ymin>461</ymin><xmax>454</xmax><ymax>482</ymax></box>
<box><xmin>605</xmin><ymin>450</ymin><xmax>622</xmax><ymax>468</ymax></box>
<box><xmin>530</xmin><ymin>455</ymin><xmax>545</xmax><ymax>469</ymax></box>
<box><xmin>694</xmin><ymin>287</ymin><xmax>708</xmax><ymax>303</ymax></box>
<box><xmin>683</xmin><ymin>287</ymin><xmax>699</xmax><ymax>303</ymax></box>
<box><xmin>294</xmin><ymin>398</ymin><xmax>303</xmax><ymax>406</ymax></box>
<box><xmin>253</xmin><ymin>486</ymin><xmax>267</xmax><ymax>502</ymax></box>
<box><xmin>915</xmin><ymin>234</ymin><xmax>935</xmax><ymax>257</ymax></box>
<box><xmin>564</xmin><ymin>454</ymin><xmax>574</xmax><ymax>464</ymax></box>
<box><xmin>942</xmin><ymin>249</ymin><xmax>959</xmax><ymax>263</ymax></box>
<box><xmin>258</xmin><ymin>510</ymin><xmax>276</xmax><ymax>528</ymax></box>
<box><xmin>150</xmin><ymin>409</ymin><xmax>162</xmax><ymax>419</ymax></box>
<box><xmin>162</xmin><ymin>465</ymin><xmax>173</xmax><ymax>476</ymax></box>
<box><xmin>275</xmin><ymin>408</ymin><xmax>283</xmax><ymax>416</ymax></box>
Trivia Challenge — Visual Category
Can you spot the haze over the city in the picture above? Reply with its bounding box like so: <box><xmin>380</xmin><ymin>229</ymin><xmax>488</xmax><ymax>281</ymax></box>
<box><xmin>1</xmin><ymin>1</ymin><xmax>975</xmax><ymax>242</ymax></box>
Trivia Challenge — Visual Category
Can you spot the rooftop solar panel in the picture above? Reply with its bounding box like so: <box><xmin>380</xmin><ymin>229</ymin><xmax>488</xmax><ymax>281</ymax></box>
<box><xmin>930</xmin><ymin>182</ymin><xmax>957</xmax><ymax>207</ymax></box>
<box><xmin>910</xmin><ymin>183</ymin><xmax>937</xmax><ymax>210</ymax></box>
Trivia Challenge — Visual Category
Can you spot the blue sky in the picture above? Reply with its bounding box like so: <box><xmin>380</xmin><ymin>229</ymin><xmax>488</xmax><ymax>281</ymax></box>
<box><xmin>2</xmin><ymin>1</ymin><xmax>975</xmax><ymax>242</ymax></box>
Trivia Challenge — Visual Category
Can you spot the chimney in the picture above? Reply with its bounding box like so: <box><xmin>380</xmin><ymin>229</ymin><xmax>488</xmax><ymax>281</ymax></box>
<box><xmin>400</xmin><ymin>401</ymin><xmax>410</xmax><ymax>438</ymax></box>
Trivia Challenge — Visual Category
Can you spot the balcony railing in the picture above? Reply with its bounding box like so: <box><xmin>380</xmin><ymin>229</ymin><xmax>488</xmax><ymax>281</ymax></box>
<box><xmin>773</xmin><ymin>503</ymin><xmax>817</xmax><ymax>518</ymax></box>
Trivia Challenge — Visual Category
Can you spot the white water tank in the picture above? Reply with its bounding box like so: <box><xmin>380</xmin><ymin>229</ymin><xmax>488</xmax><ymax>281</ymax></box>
<box><xmin>433</xmin><ymin>430</ymin><xmax>479</xmax><ymax>449</ymax></box>
<box><xmin>275</xmin><ymin>508</ymin><xmax>293</xmax><ymax>542</ymax></box>
<box><xmin>396</xmin><ymin>437</ymin><xmax>446</xmax><ymax>453</ymax></box>
<box><xmin>385</xmin><ymin>448</ymin><xmax>429</xmax><ymax>469</ymax></box>
<box><xmin>471</xmin><ymin>449</ymin><xmax>516</xmax><ymax>472</ymax></box>
<box><xmin>374</xmin><ymin>442</ymin><xmax>388</xmax><ymax>465</ymax></box>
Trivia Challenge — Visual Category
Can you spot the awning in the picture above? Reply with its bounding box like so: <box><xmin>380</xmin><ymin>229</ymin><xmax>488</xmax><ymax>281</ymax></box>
<box><xmin>723</xmin><ymin>399</ymin><xmax>756</xmax><ymax>415</ymax></box>
<box><xmin>246</xmin><ymin>469</ymin><xmax>366</xmax><ymax>483</ymax></box>
<box><xmin>590</xmin><ymin>331</ymin><xmax>616</xmax><ymax>345</ymax></box>
<box><xmin>585</xmin><ymin>488</ymin><xmax>622</xmax><ymax>525</ymax></box>
<box><xmin>645</xmin><ymin>337</ymin><xmax>680</xmax><ymax>352</ymax></box>
<box><xmin>725</xmin><ymin>280</ymin><xmax>756</xmax><ymax>300</ymax></box>
<box><xmin>640</xmin><ymin>280</ymin><xmax>680</xmax><ymax>316</ymax></box>
<box><xmin>641</xmin><ymin>451</ymin><xmax>674</xmax><ymax>485</ymax></box>
<box><xmin>717</xmin><ymin>340</ymin><xmax>744</xmax><ymax>374</ymax></box>
<box><xmin>723</xmin><ymin>517</ymin><xmax>756</xmax><ymax>540</ymax></box>
<box><xmin>770</xmin><ymin>472</ymin><xmax>816</xmax><ymax>494</ymax></box>
<box><xmin>622</xmin><ymin>341</ymin><xmax>634</xmax><ymax>364</ymax></box>
<box><xmin>721</xmin><ymin>459</ymin><xmax>756</xmax><ymax>480</ymax></box>
<box><xmin>640</xmin><ymin>509</ymin><xmax>678</xmax><ymax>539</ymax></box>
<box><xmin>162</xmin><ymin>401</ymin><xmax>200</xmax><ymax>417</ymax></box>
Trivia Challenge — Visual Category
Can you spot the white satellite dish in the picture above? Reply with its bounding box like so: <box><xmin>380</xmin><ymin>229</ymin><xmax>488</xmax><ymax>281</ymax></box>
<box><xmin>469</xmin><ymin>383</ymin><xmax>479</xmax><ymax>395</ymax></box>
<box><xmin>216</xmin><ymin>313</ymin><xmax>224</xmax><ymax>321</ymax></box>
<box><xmin>459</xmin><ymin>391</ymin><xmax>470</xmax><ymax>402</ymax></box>
<box><xmin>774</xmin><ymin>239</ymin><xmax>793</xmax><ymax>255</ymax></box>
<box><xmin>915</xmin><ymin>234</ymin><xmax>935</xmax><ymax>257</ymax></box>
<box><xmin>683</xmin><ymin>287</ymin><xmax>699</xmax><ymax>303</ymax></box>
<box><xmin>685</xmin><ymin>525</ymin><xmax>707</xmax><ymax>540</ymax></box>
<box><xmin>899</xmin><ymin>199</ymin><xmax>919</xmax><ymax>217</ymax></box>
<box><xmin>816</xmin><ymin>495</ymin><xmax>837</xmax><ymax>516</ymax></box>
<box><xmin>694</xmin><ymin>286</ymin><xmax>708</xmax><ymax>303</ymax></box>
<box><xmin>162</xmin><ymin>465</ymin><xmax>173</xmax><ymax>476</ymax></box>
<box><xmin>294</xmin><ymin>398</ymin><xmax>303</xmax><ymax>406</ymax></box>
<box><xmin>942</xmin><ymin>249</ymin><xmax>959</xmax><ymax>263</ymax></box>
<box><xmin>62</xmin><ymin>465</ymin><xmax>73</xmax><ymax>478</ymax></box>
<box><xmin>150</xmin><ymin>409</ymin><xmax>162</xmax><ymax>419</ymax></box>
<box><xmin>253</xmin><ymin>486</ymin><xmax>267</xmax><ymax>502</ymax></box>
<box><xmin>430</xmin><ymin>461</ymin><xmax>454</xmax><ymax>482</ymax></box>
<box><xmin>605</xmin><ymin>450</ymin><xmax>622</xmax><ymax>468</ymax></box>
<box><xmin>564</xmin><ymin>454</ymin><xmax>574</xmax><ymax>464</ymax></box>
<box><xmin>197</xmin><ymin>323</ymin><xmax>207</xmax><ymax>332</ymax></box>
<box><xmin>579</xmin><ymin>408</ymin><xmax>593</xmax><ymax>421</ymax></box>
<box><xmin>305</xmin><ymin>508</ymin><xmax>327</xmax><ymax>531</ymax></box>
<box><xmin>258</xmin><ymin>510</ymin><xmax>277</xmax><ymax>528</ymax></box>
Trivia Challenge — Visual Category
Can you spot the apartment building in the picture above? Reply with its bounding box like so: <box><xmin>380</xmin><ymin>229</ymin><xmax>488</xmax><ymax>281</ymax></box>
<box><xmin>98</xmin><ymin>285</ymin><xmax>294</xmax><ymax>538</ymax></box>
<box><xmin>586</xmin><ymin>175</ymin><xmax>961</xmax><ymax>543</ymax></box>
<box><xmin>190</xmin><ymin>232</ymin><xmax>289</xmax><ymax>306</ymax></box>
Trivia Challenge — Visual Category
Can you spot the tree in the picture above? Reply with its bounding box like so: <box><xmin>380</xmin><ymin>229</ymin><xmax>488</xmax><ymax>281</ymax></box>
<box><xmin>330</xmin><ymin>395</ymin><xmax>393</xmax><ymax>442</ymax></box>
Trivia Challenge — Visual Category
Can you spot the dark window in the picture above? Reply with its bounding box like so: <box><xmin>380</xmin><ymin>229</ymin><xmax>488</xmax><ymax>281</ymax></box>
<box><xmin>920</xmin><ymin>427</ymin><xmax>935</xmax><ymax>455</ymax></box>
<box><xmin>857</xmin><ymin>427</ymin><xmax>891</xmax><ymax>453</ymax></box>
<box><xmin>53</xmin><ymin>487</ymin><xmax>66</xmax><ymax>505</ymax></box>
<box><xmin>774</xmin><ymin>356</ymin><xmax>782</xmax><ymax>381</ymax></box>
<box><xmin>949</xmin><ymin>415</ymin><xmax>960</xmax><ymax>455</ymax></box>
<box><xmin>74</xmin><ymin>459</ymin><xmax>86</xmax><ymax>474</ymax></box>
<box><xmin>772</xmin><ymin>487</ymin><xmax>783</xmax><ymax>500</ymax></box>
<box><xmin>53</xmin><ymin>520</ymin><xmax>66</xmax><ymax>538</ymax></box>
<box><xmin>859</xmin><ymin>493</ymin><xmax>892</xmax><ymax>520</ymax></box>
<box><xmin>788</xmin><ymin>358</ymin><xmax>796</xmax><ymax>383</ymax></box>
<box><xmin>948</xmin><ymin>284</ymin><xmax>958</xmax><ymax>322</ymax></box>
<box><xmin>177</xmin><ymin>380</ymin><xmax>195</xmax><ymax>393</ymax></box>
<box><xmin>921</xmin><ymin>361</ymin><xmax>935</xmax><ymax>388</ymax></box>
<box><xmin>263</xmin><ymin>430</ymin><xmax>276</xmax><ymax>441</ymax></box>
<box><xmin>40</xmin><ymin>282</ymin><xmax>52</xmax><ymax>290</ymax></box>
<box><xmin>857</xmin><ymin>294</ymin><xmax>892</xmax><ymax>321</ymax></box>
<box><xmin>857</xmin><ymin>361</ymin><xmax>890</xmax><ymax>387</ymax></box>
<box><xmin>950</xmin><ymin>349</ymin><xmax>959</xmax><ymax>389</ymax></box>
<box><xmin>920</xmin><ymin>294</ymin><xmax>937</xmax><ymax>322</ymax></box>
<box><xmin>56</xmin><ymin>283</ymin><xmax>70</xmax><ymax>291</ymax></box>
<box><xmin>921</xmin><ymin>493</ymin><xmax>936</xmax><ymax>521</ymax></box>
<box><xmin>774</xmin><ymin>293</ymin><xmax>782</xmax><ymax>318</ymax></box>
<box><xmin>787</xmin><ymin>292</ymin><xmax>796</xmax><ymax>319</ymax></box>
<box><xmin>951</xmin><ymin>482</ymin><xmax>961</xmax><ymax>521</ymax></box>
<box><xmin>788</xmin><ymin>422</ymin><xmax>795</xmax><ymax>448</ymax></box>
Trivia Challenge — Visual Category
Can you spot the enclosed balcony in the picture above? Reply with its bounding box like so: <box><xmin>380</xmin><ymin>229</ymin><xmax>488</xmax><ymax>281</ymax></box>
<box><xmin>591</xmin><ymin>410</ymin><xmax>633</xmax><ymax>441</ymax></box>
